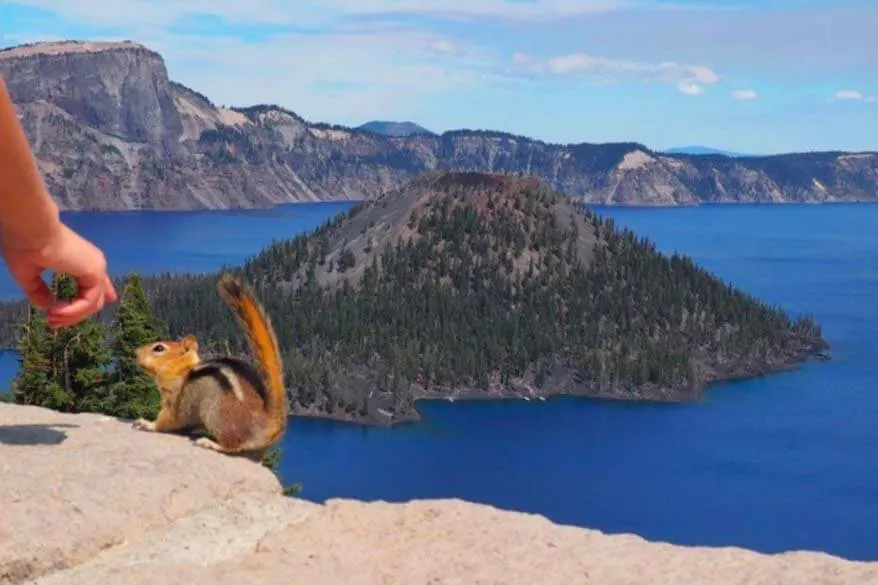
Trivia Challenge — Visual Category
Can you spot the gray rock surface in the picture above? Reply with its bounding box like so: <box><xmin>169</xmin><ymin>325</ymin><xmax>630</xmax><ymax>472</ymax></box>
<box><xmin>1</xmin><ymin>40</ymin><xmax>877</xmax><ymax>211</ymax></box>
<box><xmin>2</xmin><ymin>402</ymin><xmax>877</xmax><ymax>585</ymax></box>
<box><xmin>0</xmin><ymin>402</ymin><xmax>280</xmax><ymax>584</ymax></box>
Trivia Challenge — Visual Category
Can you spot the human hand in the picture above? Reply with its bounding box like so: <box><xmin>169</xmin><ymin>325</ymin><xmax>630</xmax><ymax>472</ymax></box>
<box><xmin>1</xmin><ymin>221</ymin><xmax>118</xmax><ymax>328</ymax></box>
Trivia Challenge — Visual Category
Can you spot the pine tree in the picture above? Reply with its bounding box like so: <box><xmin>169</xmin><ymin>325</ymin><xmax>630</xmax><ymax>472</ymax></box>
<box><xmin>48</xmin><ymin>272</ymin><xmax>112</xmax><ymax>413</ymax></box>
<box><xmin>261</xmin><ymin>447</ymin><xmax>303</xmax><ymax>497</ymax></box>
<box><xmin>111</xmin><ymin>273</ymin><xmax>167</xmax><ymax>377</ymax></box>
<box><xmin>12</xmin><ymin>303</ymin><xmax>66</xmax><ymax>409</ymax></box>
<box><xmin>99</xmin><ymin>272</ymin><xmax>168</xmax><ymax>419</ymax></box>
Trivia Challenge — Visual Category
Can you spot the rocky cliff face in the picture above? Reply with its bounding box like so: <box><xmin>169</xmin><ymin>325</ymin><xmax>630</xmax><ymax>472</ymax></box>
<box><xmin>2</xmin><ymin>40</ymin><xmax>877</xmax><ymax>211</ymax></box>
<box><xmin>1</xmin><ymin>41</ymin><xmax>181</xmax><ymax>153</ymax></box>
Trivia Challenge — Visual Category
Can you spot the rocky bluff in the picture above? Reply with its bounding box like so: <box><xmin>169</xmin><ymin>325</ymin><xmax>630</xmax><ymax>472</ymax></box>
<box><xmin>3</xmin><ymin>402</ymin><xmax>877</xmax><ymax>585</ymax></box>
<box><xmin>1</xmin><ymin>39</ymin><xmax>877</xmax><ymax>211</ymax></box>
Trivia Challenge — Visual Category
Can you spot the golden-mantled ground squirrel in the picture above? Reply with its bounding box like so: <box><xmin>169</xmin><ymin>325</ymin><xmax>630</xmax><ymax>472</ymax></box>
<box><xmin>132</xmin><ymin>274</ymin><xmax>287</xmax><ymax>457</ymax></box>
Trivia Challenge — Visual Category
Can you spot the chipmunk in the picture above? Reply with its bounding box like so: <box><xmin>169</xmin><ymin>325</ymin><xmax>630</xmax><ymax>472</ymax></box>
<box><xmin>132</xmin><ymin>273</ymin><xmax>288</xmax><ymax>458</ymax></box>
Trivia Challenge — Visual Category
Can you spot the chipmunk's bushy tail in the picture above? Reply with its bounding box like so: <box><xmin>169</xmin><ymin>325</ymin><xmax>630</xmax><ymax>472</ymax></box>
<box><xmin>217</xmin><ymin>273</ymin><xmax>287</xmax><ymax>444</ymax></box>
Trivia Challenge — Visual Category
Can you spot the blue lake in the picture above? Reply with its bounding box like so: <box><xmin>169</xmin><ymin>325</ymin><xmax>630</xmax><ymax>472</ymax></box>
<box><xmin>0</xmin><ymin>201</ymin><xmax>875</xmax><ymax>561</ymax></box>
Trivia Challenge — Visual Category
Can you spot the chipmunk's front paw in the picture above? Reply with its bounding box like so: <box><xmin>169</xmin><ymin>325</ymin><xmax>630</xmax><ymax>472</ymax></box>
<box><xmin>194</xmin><ymin>437</ymin><xmax>222</xmax><ymax>452</ymax></box>
<box><xmin>133</xmin><ymin>418</ymin><xmax>156</xmax><ymax>432</ymax></box>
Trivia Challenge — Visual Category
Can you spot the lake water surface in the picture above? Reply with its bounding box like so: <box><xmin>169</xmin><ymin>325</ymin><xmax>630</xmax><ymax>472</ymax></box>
<box><xmin>0</xmin><ymin>201</ymin><xmax>875</xmax><ymax>561</ymax></box>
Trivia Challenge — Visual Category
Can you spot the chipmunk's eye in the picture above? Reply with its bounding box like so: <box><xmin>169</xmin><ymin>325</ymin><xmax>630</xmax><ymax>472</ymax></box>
<box><xmin>152</xmin><ymin>344</ymin><xmax>166</xmax><ymax>353</ymax></box>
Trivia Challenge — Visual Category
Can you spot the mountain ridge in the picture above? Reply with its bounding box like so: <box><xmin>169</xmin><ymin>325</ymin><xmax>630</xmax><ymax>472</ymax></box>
<box><xmin>664</xmin><ymin>145</ymin><xmax>755</xmax><ymax>157</ymax></box>
<box><xmin>1</xmin><ymin>39</ymin><xmax>877</xmax><ymax>210</ymax></box>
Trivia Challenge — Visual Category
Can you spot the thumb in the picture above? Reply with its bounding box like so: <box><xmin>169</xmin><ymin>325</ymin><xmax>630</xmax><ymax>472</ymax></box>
<box><xmin>104</xmin><ymin>274</ymin><xmax>118</xmax><ymax>303</ymax></box>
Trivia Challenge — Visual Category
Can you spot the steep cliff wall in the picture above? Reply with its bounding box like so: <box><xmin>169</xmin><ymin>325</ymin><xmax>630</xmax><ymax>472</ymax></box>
<box><xmin>0</xmin><ymin>41</ymin><xmax>182</xmax><ymax>152</ymax></box>
<box><xmin>1</xmin><ymin>40</ymin><xmax>876</xmax><ymax>211</ymax></box>
<box><xmin>0</xmin><ymin>41</ymin><xmax>327</xmax><ymax>210</ymax></box>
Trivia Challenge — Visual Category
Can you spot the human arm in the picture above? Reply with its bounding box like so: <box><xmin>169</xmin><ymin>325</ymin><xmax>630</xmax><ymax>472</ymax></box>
<box><xmin>0</xmin><ymin>76</ymin><xmax>64</xmax><ymax>248</ymax></box>
<box><xmin>0</xmin><ymin>75</ymin><xmax>117</xmax><ymax>327</ymax></box>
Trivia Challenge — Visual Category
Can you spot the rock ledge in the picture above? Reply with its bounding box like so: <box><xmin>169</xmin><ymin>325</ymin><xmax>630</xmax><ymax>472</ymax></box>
<box><xmin>1</xmin><ymin>403</ymin><xmax>876</xmax><ymax>585</ymax></box>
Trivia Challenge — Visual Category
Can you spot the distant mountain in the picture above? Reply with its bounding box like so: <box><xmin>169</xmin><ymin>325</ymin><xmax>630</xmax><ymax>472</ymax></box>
<box><xmin>1</xmin><ymin>39</ymin><xmax>877</xmax><ymax>211</ymax></box>
<box><xmin>664</xmin><ymin>146</ymin><xmax>754</xmax><ymax>157</ymax></box>
<box><xmin>357</xmin><ymin>120</ymin><xmax>435</xmax><ymax>137</ymax></box>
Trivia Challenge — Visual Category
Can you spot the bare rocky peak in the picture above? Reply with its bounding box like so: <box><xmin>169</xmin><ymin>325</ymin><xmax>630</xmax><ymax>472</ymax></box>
<box><xmin>282</xmin><ymin>171</ymin><xmax>599</xmax><ymax>291</ymax></box>
<box><xmin>2</xmin><ymin>402</ymin><xmax>876</xmax><ymax>584</ymax></box>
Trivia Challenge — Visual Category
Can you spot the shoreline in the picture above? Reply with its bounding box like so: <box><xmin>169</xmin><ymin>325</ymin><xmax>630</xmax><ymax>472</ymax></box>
<box><xmin>44</xmin><ymin>197</ymin><xmax>878</xmax><ymax>214</ymax></box>
<box><xmin>0</xmin><ymin>342</ymin><xmax>832</xmax><ymax>428</ymax></box>
<box><xmin>286</xmin><ymin>347</ymin><xmax>832</xmax><ymax>428</ymax></box>
<box><xmin>55</xmin><ymin>198</ymin><xmax>363</xmax><ymax>216</ymax></box>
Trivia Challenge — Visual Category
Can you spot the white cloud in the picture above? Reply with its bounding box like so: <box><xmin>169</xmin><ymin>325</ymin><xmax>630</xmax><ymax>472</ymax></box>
<box><xmin>3</xmin><ymin>0</ymin><xmax>630</xmax><ymax>27</ymax></box>
<box><xmin>126</xmin><ymin>25</ymin><xmax>499</xmax><ymax>123</ymax></box>
<box><xmin>1</xmin><ymin>1</ymin><xmax>643</xmax><ymax>120</ymax></box>
<box><xmin>834</xmin><ymin>90</ymin><xmax>863</xmax><ymax>100</ymax></box>
<box><xmin>731</xmin><ymin>89</ymin><xmax>757</xmax><ymax>100</ymax></box>
<box><xmin>832</xmin><ymin>89</ymin><xmax>878</xmax><ymax>103</ymax></box>
<box><xmin>4</xmin><ymin>2</ymin><xmax>723</xmax><ymax>122</ymax></box>
<box><xmin>677</xmin><ymin>81</ymin><xmax>703</xmax><ymax>95</ymax></box>
<box><xmin>510</xmin><ymin>51</ymin><xmax>719</xmax><ymax>94</ymax></box>
<box><xmin>314</xmin><ymin>0</ymin><xmax>629</xmax><ymax>21</ymax></box>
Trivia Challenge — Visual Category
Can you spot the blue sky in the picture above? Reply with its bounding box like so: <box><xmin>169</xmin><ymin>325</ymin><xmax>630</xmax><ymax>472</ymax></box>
<box><xmin>1</xmin><ymin>0</ymin><xmax>876</xmax><ymax>154</ymax></box>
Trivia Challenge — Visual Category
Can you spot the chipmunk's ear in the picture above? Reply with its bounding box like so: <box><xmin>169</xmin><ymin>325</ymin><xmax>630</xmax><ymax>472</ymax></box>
<box><xmin>181</xmin><ymin>334</ymin><xmax>199</xmax><ymax>352</ymax></box>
